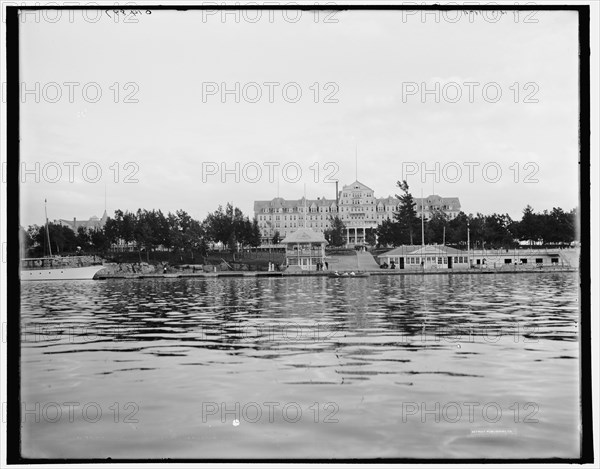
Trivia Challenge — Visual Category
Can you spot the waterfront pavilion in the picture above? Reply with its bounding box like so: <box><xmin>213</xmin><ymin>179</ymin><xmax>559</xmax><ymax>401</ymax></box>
<box><xmin>282</xmin><ymin>228</ymin><xmax>328</xmax><ymax>271</ymax></box>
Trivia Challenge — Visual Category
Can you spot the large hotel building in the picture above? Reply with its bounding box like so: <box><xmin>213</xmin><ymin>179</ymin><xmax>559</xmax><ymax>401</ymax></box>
<box><xmin>254</xmin><ymin>180</ymin><xmax>461</xmax><ymax>245</ymax></box>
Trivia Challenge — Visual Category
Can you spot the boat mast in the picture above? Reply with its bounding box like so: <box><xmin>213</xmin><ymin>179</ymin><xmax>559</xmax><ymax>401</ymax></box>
<box><xmin>45</xmin><ymin>198</ymin><xmax>53</xmax><ymax>257</ymax></box>
<box><xmin>420</xmin><ymin>189</ymin><xmax>424</xmax><ymax>249</ymax></box>
<box><xmin>467</xmin><ymin>219</ymin><xmax>470</xmax><ymax>268</ymax></box>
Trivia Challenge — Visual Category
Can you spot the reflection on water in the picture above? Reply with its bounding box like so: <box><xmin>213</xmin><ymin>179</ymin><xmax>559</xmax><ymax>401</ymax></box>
<box><xmin>20</xmin><ymin>273</ymin><xmax>580</xmax><ymax>459</ymax></box>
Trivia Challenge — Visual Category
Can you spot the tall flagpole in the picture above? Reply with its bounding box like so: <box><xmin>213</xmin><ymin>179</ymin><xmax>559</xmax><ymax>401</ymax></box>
<box><xmin>467</xmin><ymin>220</ymin><xmax>471</xmax><ymax>268</ymax></box>
<box><xmin>355</xmin><ymin>144</ymin><xmax>358</xmax><ymax>181</ymax></box>
<box><xmin>303</xmin><ymin>184</ymin><xmax>307</xmax><ymax>229</ymax></box>
<box><xmin>421</xmin><ymin>189</ymin><xmax>425</xmax><ymax>248</ymax></box>
<box><xmin>44</xmin><ymin>198</ymin><xmax>52</xmax><ymax>257</ymax></box>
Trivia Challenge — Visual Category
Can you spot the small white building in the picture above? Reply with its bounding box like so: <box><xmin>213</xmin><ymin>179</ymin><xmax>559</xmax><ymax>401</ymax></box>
<box><xmin>282</xmin><ymin>228</ymin><xmax>328</xmax><ymax>271</ymax></box>
<box><xmin>378</xmin><ymin>245</ymin><xmax>470</xmax><ymax>270</ymax></box>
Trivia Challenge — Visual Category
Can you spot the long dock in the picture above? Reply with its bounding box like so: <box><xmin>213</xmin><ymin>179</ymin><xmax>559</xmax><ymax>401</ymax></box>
<box><xmin>95</xmin><ymin>266</ymin><xmax>577</xmax><ymax>280</ymax></box>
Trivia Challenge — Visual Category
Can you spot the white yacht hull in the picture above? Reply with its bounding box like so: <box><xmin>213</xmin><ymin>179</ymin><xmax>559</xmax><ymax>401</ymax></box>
<box><xmin>21</xmin><ymin>265</ymin><xmax>104</xmax><ymax>281</ymax></box>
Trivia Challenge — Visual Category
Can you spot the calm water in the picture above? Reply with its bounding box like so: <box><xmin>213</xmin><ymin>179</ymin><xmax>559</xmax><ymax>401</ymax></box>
<box><xmin>20</xmin><ymin>273</ymin><xmax>581</xmax><ymax>459</ymax></box>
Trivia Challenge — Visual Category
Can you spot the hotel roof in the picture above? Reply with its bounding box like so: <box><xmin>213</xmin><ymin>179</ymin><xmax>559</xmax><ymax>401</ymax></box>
<box><xmin>254</xmin><ymin>197</ymin><xmax>336</xmax><ymax>211</ymax></box>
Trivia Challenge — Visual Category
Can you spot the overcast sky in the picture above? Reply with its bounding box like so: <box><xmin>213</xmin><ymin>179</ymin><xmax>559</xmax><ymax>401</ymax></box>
<box><xmin>18</xmin><ymin>8</ymin><xmax>580</xmax><ymax>227</ymax></box>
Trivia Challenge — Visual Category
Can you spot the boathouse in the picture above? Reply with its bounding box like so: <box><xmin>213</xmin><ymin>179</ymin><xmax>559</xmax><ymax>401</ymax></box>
<box><xmin>282</xmin><ymin>228</ymin><xmax>328</xmax><ymax>271</ymax></box>
<box><xmin>378</xmin><ymin>245</ymin><xmax>469</xmax><ymax>270</ymax></box>
<box><xmin>378</xmin><ymin>245</ymin><xmax>576</xmax><ymax>270</ymax></box>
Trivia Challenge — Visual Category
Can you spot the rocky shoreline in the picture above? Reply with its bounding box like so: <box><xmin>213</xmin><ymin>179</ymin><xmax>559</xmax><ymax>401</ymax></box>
<box><xmin>95</xmin><ymin>264</ymin><xmax>577</xmax><ymax>279</ymax></box>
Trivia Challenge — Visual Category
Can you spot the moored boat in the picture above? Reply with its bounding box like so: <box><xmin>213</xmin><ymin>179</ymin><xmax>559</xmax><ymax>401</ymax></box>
<box><xmin>20</xmin><ymin>257</ymin><xmax>104</xmax><ymax>281</ymax></box>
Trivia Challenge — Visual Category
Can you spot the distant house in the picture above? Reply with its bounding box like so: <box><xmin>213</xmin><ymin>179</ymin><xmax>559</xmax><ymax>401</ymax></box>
<box><xmin>414</xmin><ymin>195</ymin><xmax>461</xmax><ymax>221</ymax></box>
<box><xmin>55</xmin><ymin>210</ymin><xmax>109</xmax><ymax>232</ymax></box>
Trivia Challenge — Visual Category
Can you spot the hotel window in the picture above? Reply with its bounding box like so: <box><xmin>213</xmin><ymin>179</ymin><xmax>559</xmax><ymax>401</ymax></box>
<box><xmin>443</xmin><ymin>257</ymin><xmax>447</xmax><ymax>264</ymax></box>
<box><xmin>505</xmin><ymin>259</ymin><xmax>512</xmax><ymax>264</ymax></box>
<box><xmin>437</xmin><ymin>257</ymin><xmax>442</xmax><ymax>264</ymax></box>
<box><xmin>454</xmin><ymin>257</ymin><xmax>458</xmax><ymax>263</ymax></box>
<box><xmin>536</xmin><ymin>258</ymin><xmax>543</xmax><ymax>264</ymax></box>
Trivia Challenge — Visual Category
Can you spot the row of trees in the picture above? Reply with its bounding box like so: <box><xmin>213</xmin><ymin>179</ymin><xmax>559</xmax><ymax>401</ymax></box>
<box><xmin>22</xmin><ymin>183</ymin><xmax>578</xmax><ymax>258</ymax></box>
<box><xmin>22</xmin><ymin>223</ymin><xmax>111</xmax><ymax>257</ymax></box>
<box><xmin>23</xmin><ymin>203</ymin><xmax>262</xmax><ymax>260</ymax></box>
<box><xmin>375</xmin><ymin>181</ymin><xmax>577</xmax><ymax>249</ymax></box>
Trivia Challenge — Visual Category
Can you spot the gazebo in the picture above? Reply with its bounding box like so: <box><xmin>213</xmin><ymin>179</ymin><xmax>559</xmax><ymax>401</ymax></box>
<box><xmin>281</xmin><ymin>228</ymin><xmax>328</xmax><ymax>271</ymax></box>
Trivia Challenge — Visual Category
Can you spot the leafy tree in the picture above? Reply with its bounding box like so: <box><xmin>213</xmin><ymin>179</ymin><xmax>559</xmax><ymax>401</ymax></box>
<box><xmin>248</xmin><ymin>218</ymin><xmax>262</xmax><ymax>247</ymax></box>
<box><xmin>516</xmin><ymin>205</ymin><xmax>543</xmax><ymax>245</ymax></box>
<box><xmin>376</xmin><ymin>218</ymin><xmax>401</xmax><ymax>247</ymax></box>
<box><xmin>133</xmin><ymin>210</ymin><xmax>153</xmax><ymax>261</ymax></box>
<box><xmin>425</xmin><ymin>211</ymin><xmax>448</xmax><ymax>245</ymax></box>
<box><xmin>482</xmin><ymin>213</ymin><xmax>516</xmax><ymax>248</ymax></box>
<box><xmin>32</xmin><ymin>223</ymin><xmax>77</xmax><ymax>254</ymax></box>
<box><xmin>394</xmin><ymin>180</ymin><xmax>421</xmax><ymax>245</ymax></box>
<box><xmin>272</xmin><ymin>230</ymin><xmax>282</xmax><ymax>245</ymax></box>
<box><xmin>90</xmin><ymin>228</ymin><xmax>111</xmax><ymax>253</ymax></box>
<box><xmin>447</xmin><ymin>212</ymin><xmax>469</xmax><ymax>247</ymax></box>
<box><xmin>364</xmin><ymin>228</ymin><xmax>377</xmax><ymax>247</ymax></box>
<box><xmin>169</xmin><ymin>210</ymin><xmax>204</xmax><ymax>260</ymax></box>
<box><xmin>105</xmin><ymin>210</ymin><xmax>136</xmax><ymax>245</ymax></box>
<box><xmin>324</xmin><ymin>216</ymin><xmax>346</xmax><ymax>247</ymax></box>
<box><xmin>204</xmin><ymin>204</ymin><xmax>234</xmax><ymax>246</ymax></box>
<box><xmin>468</xmin><ymin>213</ymin><xmax>486</xmax><ymax>249</ymax></box>
<box><xmin>76</xmin><ymin>226</ymin><xmax>91</xmax><ymax>249</ymax></box>
<box><xmin>20</xmin><ymin>226</ymin><xmax>34</xmax><ymax>257</ymax></box>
